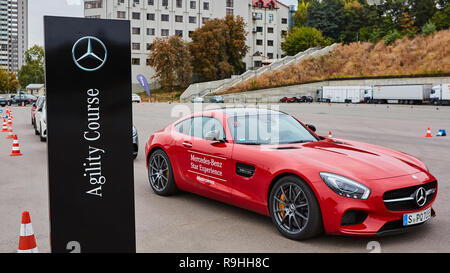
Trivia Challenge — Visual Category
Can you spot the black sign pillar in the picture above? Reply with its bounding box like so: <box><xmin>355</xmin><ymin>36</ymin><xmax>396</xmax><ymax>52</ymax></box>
<box><xmin>44</xmin><ymin>16</ymin><xmax>136</xmax><ymax>253</ymax></box>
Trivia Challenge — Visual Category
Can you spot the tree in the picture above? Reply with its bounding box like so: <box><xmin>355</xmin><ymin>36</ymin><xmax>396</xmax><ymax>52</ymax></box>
<box><xmin>432</xmin><ymin>2</ymin><xmax>450</xmax><ymax>29</ymax></box>
<box><xmin>340</xmin><ymin>0</ymin><xmax>366</xmax><ymax>43</ymax></box>
<box><xmin>148</xmin><ymin>35</ymin><xmax>193</xmax><ymax>90</ymax></box>
<box><xmin>223</xmin><ymin>15</ymin><xmax>249</xmax><ymax>76</ymax></box>
<box><xmin>24</xmin><ymin>45</ymin><xmax>44</xmax><ymax>66</ymax></box>
<box><xmin>0</xmin><ymin>68</ymin><xmax>19</xmax><ymax>94</ymax></box>
<box><xmin>306</xmin><ymin>0</ymin><xmax>345</xmax><ymax>40</ymax></box>
<box><xmin>189</xmin><ymin>15</ymin><xmax>249</xmax><ymax>81</ymax></box>
<box><xmin>421</xmin><ymin>20</ymin><xmax>437</xmax><ymax>35</ymax></box>
<box><xmin>409</xmin><ymin>0</ymin><xmax>438</xmax><ymax>28</ymax></box>
<box><xmin>293</xmin><ymin>0</ymin><xmax>310</xmax><ymax>27</ymax></box>
<box><xmin>281</xmin><ymin>26</ymin><xmax>331</xmax><ymax>56</ymax></box>
<box><xmin>18</xmin><ymin>45</ymin><xmax>45</xmax><ymax>89</ymax></box>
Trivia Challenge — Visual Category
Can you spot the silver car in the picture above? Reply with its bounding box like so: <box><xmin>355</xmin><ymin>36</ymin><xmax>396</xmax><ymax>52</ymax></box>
<box><xmin>191</xmin><ymin>96</ymin><xmax>204</xmax><ymax>103</ymax></box>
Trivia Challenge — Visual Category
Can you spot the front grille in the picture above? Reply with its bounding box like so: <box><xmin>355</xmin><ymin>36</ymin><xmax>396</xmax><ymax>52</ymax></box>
<box><xmin>383</xmin><ymin>181</ymin><xmax>437</xmax><ymax>211</ymax></box>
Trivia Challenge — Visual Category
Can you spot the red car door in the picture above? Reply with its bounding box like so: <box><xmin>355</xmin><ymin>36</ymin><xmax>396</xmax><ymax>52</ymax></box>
<box><xmin>175</xmin><ymin>116</ymin><xmax>233</xmax><ymax>202</ymax></box>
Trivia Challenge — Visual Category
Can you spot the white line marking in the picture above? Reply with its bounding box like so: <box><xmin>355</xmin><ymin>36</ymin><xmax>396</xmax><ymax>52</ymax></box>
<box><xmin>188</xmin><ymin>150</ymin><xmax>227</xmax><ymax>160</ymax></box>
<box><xmin>188</xmin><ymin>170</ymin><xmax>227</xmax><ymax>182</ymax></box>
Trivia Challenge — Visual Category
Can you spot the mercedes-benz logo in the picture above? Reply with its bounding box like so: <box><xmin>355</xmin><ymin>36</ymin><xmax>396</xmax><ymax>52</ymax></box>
<box><xmin>72</xmin><ymin>36</ymin><xmax>107</xmax><ymax>72</ymax></box>
<box><xmin>415</xmin><ymin>187</ymin><xmax>427</xmax><ymax>207</ymax></box>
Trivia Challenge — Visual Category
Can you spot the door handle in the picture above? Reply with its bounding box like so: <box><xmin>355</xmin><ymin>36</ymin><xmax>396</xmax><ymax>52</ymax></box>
<box><xmin>182</xmin><ymin>142</ymin><xmax>192</xmax><ymax>148</ymax></box>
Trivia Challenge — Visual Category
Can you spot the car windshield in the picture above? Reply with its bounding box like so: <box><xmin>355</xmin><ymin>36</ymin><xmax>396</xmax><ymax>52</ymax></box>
<box><xmin>227</xmin><ymin>114</ymin><xmax>317</xmax><ymax>145</ymax></box>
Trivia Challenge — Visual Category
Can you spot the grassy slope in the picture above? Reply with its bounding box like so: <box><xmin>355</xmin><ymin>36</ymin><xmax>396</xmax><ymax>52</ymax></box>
<box><xmin>136</xmin><ymin>88</ymin><xmax>182</xmax><ymax>103</ymax></box>
<box><xmin>219</xmin><ymin>29</ymin><xmax>450</xmax><ymax>95</ymax></box>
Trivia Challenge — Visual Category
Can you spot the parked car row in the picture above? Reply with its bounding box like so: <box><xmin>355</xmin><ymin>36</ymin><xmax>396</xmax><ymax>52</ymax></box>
<box><xmin>191</xmin><ymin>96</ymin><xmax>225</xmax><ymax>103</ymax></box>
<box><xmin>0</xmin><ymin>93</ymin><xmax>38</xmax><ymax>107</ymax></box>
<box><xmin>280</xmin><ymin>96</ymin><xmax>314</xmax><ymax>103</ymax></box>
<box><xmin>29</xmin><ymin>96</ymin><xmax>139</xmax><ymax>159</ymax></box>
<box><xmin>31</xmin><ymin>96</ymin><xmax>47</xmax><ymax>142</ymax></box>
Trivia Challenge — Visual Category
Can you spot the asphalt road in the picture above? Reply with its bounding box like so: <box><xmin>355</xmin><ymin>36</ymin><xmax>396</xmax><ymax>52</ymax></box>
<box><xmin>1</xmin><ymin>102</ymin><xmax>449</xmax><ymax>253</ymax></box>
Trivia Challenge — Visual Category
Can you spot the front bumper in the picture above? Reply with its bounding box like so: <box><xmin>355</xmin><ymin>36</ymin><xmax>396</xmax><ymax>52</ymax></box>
<box><xmin>315</xmin><ymin>172</ymin><xmax>437</xmax><ymax>236</ymax></box>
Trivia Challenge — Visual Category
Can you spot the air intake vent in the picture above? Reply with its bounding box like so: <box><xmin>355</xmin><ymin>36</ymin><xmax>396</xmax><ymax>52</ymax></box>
<box><xmin>272</xmin><ymin>147</ymin><xmax>300</xmax><ymax>150</ymax></box>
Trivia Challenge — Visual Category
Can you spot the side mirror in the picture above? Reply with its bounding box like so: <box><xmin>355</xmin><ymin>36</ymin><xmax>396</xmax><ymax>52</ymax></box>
<box><xmin>306</xmin><ymin>124</ymin><xmax>317</xmax><ymax>132</ymax></box>
<box><xmin>205</xmin><ymin>130</ymin><xmax>224</xmax><ymax>142</ymax></box>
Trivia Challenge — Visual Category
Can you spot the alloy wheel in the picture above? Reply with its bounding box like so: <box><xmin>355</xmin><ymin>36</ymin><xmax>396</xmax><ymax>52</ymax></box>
<box><xmin>149</xmin><ymin>154</ymin><xmax>169</xmax><ymax>191</ymax></box>
<box><xmin>272</xmin><ymin>182</ymin><xmax>310</xmax><ymax>234</ymax></box>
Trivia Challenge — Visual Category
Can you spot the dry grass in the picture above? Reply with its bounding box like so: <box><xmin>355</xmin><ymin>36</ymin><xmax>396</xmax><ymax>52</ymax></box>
<box><xmin>136</xmin><ymin>89</ymin><xmax>182</xmax><ymax>103</ymax></box>
<box><xmin>220</xmin><ymin>29</ymin><xmax>450</xmax><ymax>94</ymax></box>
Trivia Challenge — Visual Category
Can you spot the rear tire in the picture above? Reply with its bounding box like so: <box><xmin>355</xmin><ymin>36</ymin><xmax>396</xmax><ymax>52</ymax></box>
<box><xmin>269</xmin><ymin>176</ymin><xmax>323</xmax><ymax>240</ymax></box>
<box><xmin>39</xmin><ymin>123</ymin><xmax>46</xmax><ymax>142</ymax></box>
<box><xmin>148</xmin><ymin>149</ymin><xmax>178</xmax><ymax>196</ymax></box>
<box><xmin>34</xmin><ymin>122</ymin><xmax>39</xmax><ymax>135</ymax></box>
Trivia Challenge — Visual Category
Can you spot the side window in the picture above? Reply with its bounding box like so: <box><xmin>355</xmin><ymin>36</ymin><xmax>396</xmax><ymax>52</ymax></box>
<box><xmin>191</xmin><ymin>116</ymin><xmax>225</xmax><ymax>140</ymax></box>
<box><xmin>174</xmin><ymin>118</ymin><xmax>191</xmax><ymax>136</ymax></box>
<box><xmin>202</xmin><ymin>117</ymin><xmax>225</xmax><ymax>140</ymax></box>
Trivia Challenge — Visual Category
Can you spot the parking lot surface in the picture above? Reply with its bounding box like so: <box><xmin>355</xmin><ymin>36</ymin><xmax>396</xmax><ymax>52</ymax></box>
<box><xmin>1</xmin><ymin>103</ymin><xmax>449</xmax><ymax>253</ymax></box>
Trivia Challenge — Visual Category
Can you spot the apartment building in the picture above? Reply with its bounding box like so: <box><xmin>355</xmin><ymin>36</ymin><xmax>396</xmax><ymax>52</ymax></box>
<box><xmin>84</xmin><ymin>0</ymin><xmax>291</xmax><ymax>87</ymax></box>
<box><xmin>0</xmin><ymin>0</ymin><xmax>28</xmax><ymax>72</ymax></box>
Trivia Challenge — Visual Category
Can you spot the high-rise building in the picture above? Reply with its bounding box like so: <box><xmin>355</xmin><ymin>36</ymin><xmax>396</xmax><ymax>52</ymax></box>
<box><xmin>0</xmin><ymin>0</ymin><xmax>28</xmax><ymax>72</ymax></box>
<box><xmin>84</xmin><ymin>0</ymin><xmax>290</xmax><ymax>87</ymax></box>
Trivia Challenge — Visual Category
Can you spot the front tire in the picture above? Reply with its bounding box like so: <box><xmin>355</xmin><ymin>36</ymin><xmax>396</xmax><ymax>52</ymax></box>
<box><xmin>148</xmin><ymin>149</ymin><xmax>178</xmax><ymax>196</ymax></box>
<box><xmin>269</xmin><ymin>176</ymin><xmax>323</xmax><ymax>240</ymax></box>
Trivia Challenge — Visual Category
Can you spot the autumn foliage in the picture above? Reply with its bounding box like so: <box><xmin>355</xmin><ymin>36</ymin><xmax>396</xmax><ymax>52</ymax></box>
<box><xmin>148</xmin><ymin>35</ymin><xmax>193</xmax><ymax>90</ymax></box>
<box><xmin>219</xmin><ymin>29</ymin><xmax>450</xmax><ymax>94</ymax></box>
<box><xmin>189</xmin><ymin>15</ymin><xmax>249</xmax><ymax>81</ymax></box>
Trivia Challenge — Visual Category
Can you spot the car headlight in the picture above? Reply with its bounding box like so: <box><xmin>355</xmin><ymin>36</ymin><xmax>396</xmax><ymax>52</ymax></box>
<box><xmin>133</xmin><ymin>126</ymin><xmax>137</xmax><ymax>137</ymax></box>
<box><xmin>320</xmin><ymin>173</ymin><xmax>371</xmax><ymax>200</ymax></box>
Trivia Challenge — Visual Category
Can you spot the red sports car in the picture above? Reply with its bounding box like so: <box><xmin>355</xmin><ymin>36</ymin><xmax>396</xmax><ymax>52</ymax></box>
<box><xmin>145</xmin><ymin>108</ymin><xmax>437</xmax><ymax>240</ymax></box>
<box><xmin>280</xmin><ymin>97</ymin><xmax>297</xmax><ymax>103</ymax></box>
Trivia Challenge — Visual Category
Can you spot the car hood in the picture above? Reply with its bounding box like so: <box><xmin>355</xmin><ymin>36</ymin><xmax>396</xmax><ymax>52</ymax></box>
<box><xmin>278</xmin><ymin>139</ymin><xmax>427</xmax><ymax>181</ymax></box>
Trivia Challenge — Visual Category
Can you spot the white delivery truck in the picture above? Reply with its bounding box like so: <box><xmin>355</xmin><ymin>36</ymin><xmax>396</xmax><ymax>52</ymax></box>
<box><xmin>316</xmin><ymin>86</ymin><xmax>371</xmax><ymax>103</ymax></box>
<box><xmin>364</xmin><ymin>84</ymin><xmax>432</xmax><ymax>104</ymax></box>
<box><xmin>430</xmin><ymin>84</ymin><xmax>450</xmax><ymax>105</ymax></box>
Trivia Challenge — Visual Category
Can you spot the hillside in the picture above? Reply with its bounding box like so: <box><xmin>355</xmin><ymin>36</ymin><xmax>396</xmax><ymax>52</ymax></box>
<box><xmin>219</xmin><ymin>29</ymin><xmax>450</xmax><ymax>95</ymax></box>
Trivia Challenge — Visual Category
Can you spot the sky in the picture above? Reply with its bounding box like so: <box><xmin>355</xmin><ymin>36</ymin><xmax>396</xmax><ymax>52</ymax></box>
<box><xmin>28</xmin><ymin>0</ymin><xmax>298</xmax><ymax>47</ymax></box>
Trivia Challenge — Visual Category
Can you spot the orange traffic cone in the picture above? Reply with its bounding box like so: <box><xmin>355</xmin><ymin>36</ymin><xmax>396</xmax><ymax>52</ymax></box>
<box><xmin>328</xmin><ymin>131</ymin><xmax>333</xmax><ymax>138</ymax></box>
<box><xmin>7</xmin><ymin>116</ymin><xmax>12</xmax><ymax>126</ymax></box>
<box><xmin>6</xmin><ymin>125</ymin><xmax>13</xmax><ymax>139</ymax></box>
<box><xmin>17</xmin><ymin>211</ymin><xmax>38</xmax><ymax>253</ymax></box>
<box><xmin>10</xmin><ymin>135</ymin><xmax>22</xmax><ymax>156</ymax></box>
<box><xmin>425</xmin><ymin>128</ymin><xmax>433</xmax><ymax>138</ymax></box>
<box><xmin>1</xmin><ymin>119</ymin><xmax>7</xmax><ymax>132</ymax></box>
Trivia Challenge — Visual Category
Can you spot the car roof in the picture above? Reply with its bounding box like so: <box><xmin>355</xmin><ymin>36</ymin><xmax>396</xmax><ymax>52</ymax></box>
<box><xmin>206</xmin><ymin>107</ymin><xmax>286</xmax><ymax>118</ymax></box>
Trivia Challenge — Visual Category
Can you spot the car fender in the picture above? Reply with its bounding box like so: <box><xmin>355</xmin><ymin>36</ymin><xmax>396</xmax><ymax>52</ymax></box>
<box><xmin>266</xmin><ymin>168</ymin><xmax>322</xmax><ymax>203</ymax></box>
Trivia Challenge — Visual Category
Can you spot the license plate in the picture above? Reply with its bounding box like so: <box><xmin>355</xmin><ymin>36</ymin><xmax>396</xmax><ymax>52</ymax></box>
<box><xmin>403</xmin><ymin>207</ymin><xmax>432</xmax><ymax>226</ymax></box>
